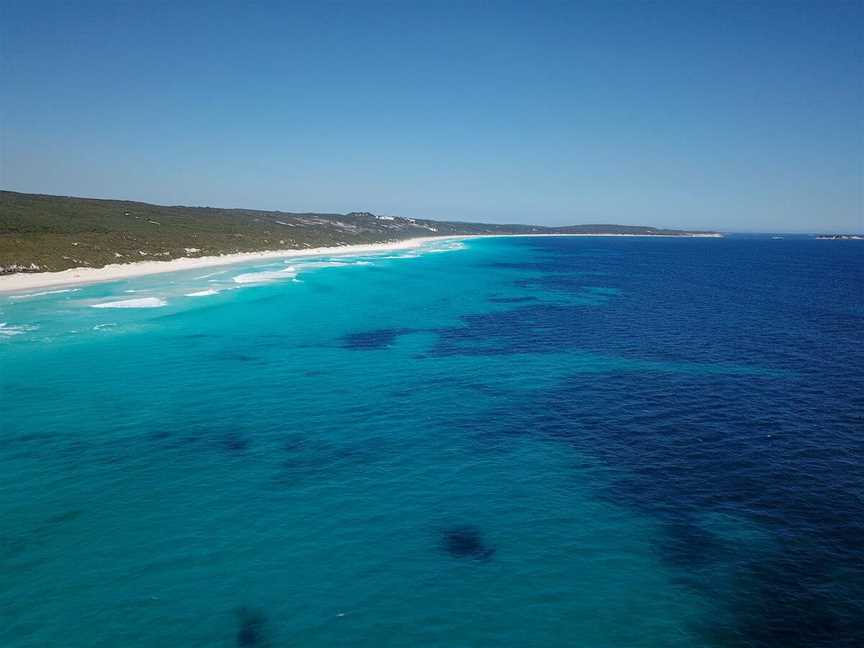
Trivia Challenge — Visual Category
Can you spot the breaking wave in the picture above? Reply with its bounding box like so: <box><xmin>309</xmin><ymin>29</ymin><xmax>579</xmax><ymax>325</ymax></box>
<box><xmin>91</xmin><ymin>297</ymin><xmax>168</xmax><ymax>309</ymax></box>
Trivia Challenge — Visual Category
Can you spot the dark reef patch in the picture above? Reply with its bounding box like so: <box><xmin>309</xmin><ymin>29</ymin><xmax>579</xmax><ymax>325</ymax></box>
<box><xmin>339</xmin><ymin>327</ymin><xmax>420</xmax><ymax>350</ymax></box>
<box><xmin>282</xmin><ymin>434</ymin><xmax>308</xmax><ymax>453</ymax></box>
<box><xmin>429</xmin><ymin>304</ymin><xmax>576</xmax><ymax>357</ymax></box>
<box><xmin>216</xmin><ymin>351</ymin><xmax>266</xmax><ymax>365</ymax></box>
<box><xmin>235</xmin><ymin>607</ymin><xmax>268</xmax><ymax>646</ymax></box>
<box><xmin>1</xmin><ymin>510</ymin><xmax>86</xmax><ymax>561</ymax></box>
<box><xmin>483</xmin><ymin>260</ymin><xmax>561</xmax><ymax>272</ymax></box>
<box><xmin>221</xmin><ymin>433</ymin><xmax>251</xmax><ymax>453</ymax></box>
<box><xmin>441</xmin><ymin>525</ymin><xmax>495</xmax><ymax>560</ymax></box>
<box><xmin>488</xmin><ymin>295</ymin><xmax>539</xmax><ymax>304</ymax></box>
<box><xmin>657</xmin><ymin>516</ymin><xmax>731</xmax><ymax>569</ymax></box>
<box><xmin>271</xmin><ymin>434</ymin><xmax>387</xmax><ymax>485</ymax></box>
<box><xmin>44</xmin><ymin>510</ymin><xmax>83</xmax><ymax>526</ymax></box>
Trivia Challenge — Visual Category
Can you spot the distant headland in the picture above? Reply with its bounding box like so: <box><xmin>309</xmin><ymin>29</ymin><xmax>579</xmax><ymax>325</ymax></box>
<box><xmin>0</xmin><ymin>190</ymin><xmax>721</xmax><ymax>276</ymax></box>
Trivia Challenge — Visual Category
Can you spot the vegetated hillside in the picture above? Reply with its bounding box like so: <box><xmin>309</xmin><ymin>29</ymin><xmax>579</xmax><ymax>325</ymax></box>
<box><xmin>0</xmin><ymin>191</ymin><xmax>718</xmax><ymax>272</ymax></box>
<box><xmin>555</xmin><ymin>224</ymin><xmax>706</xmax><ymax>235</ymax></box>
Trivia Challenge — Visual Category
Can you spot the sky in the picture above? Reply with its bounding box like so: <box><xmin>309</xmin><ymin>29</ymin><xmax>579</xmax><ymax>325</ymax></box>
<box><xmin>1</xmin><ymin>1</ymin><xmax>862</xmax><ymax>232</ymax></box>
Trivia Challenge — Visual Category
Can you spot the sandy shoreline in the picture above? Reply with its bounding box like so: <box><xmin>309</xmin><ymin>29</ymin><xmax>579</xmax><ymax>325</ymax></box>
<box><xmin>0</xmin><ymin>236</ymin><xmax>464</xmax><ymax>294</ymax></box>
<box><xmin>0</xmin><ymin>233</ymin><xmax>720</xmax><ymax>294</ymax></box>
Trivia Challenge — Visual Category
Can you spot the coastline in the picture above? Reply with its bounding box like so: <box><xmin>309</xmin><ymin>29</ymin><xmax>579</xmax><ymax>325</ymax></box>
<box><xmin>0</xmin><ymin>236</ymin><xmax>460</xmax><ymax>294</ymax></box>
<box><xmin>0</xmin><ymin>233</ymin><xmax>721</xmax><ymax>294</ymax></box>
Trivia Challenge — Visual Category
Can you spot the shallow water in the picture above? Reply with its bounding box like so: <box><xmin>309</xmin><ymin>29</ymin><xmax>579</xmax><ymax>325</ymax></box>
<box><xmin>1</xmin><ymin>236</ymin><xmax>862</xmax><ymax>647</ymax></box>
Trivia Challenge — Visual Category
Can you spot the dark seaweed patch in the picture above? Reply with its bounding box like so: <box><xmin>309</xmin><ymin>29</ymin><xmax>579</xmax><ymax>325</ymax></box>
<box><xmin>44</xmin><ymin>510</ymin><xmax>83</xmax><ymax>526</ymax></box>
<box><xmin>657</xmin><ymin>516</ymin><xmax>729</xmax><ymax>569</ymax></box>
<box><xmin>221</xmin><ymin>433</ymin><xmax>250</xmax><ymax>453</ymax></box>
<box><xmin>441</xmin><ymin>525</ymin><xmax>495</xmax><ymax>560</ymax></box>
<box><xmin>283</xmin><ymin>434</ymin><xmax>307</xmax><ymax>452</ymax></box>
<box><xmin>166</xmin><ymin>433</ymin><xmax>204</xmax><ymax>449</ymax></box>
<box><xmin>488</xmin><ymin>296</ymin><xmax>538</xmax><ymax>304</ymax></box>
<box><xmin>148</xmin><ymin>430</ymin><xmax>171</xmax><ymax>442</ymax></box>
<box><xmin>484</xmin><ymin>260</ymin><xmax>560</xmax><ymax>272</ymax></box>
<box><xmin>1</xmin><ymin>510</ymin><xmax>86</xmax><ymax>560</ymax></box>
<box><xmin>235</xmin><ymin>607</ymin><xmax>268</xmax><ymax>647</ymax></box>
<box><xmin>217</xmin><ymin>352</ymin><xmax>264</xmax><ymax>364</ymax></box>
<box><xmin>426</xmin><ymin>303</ymin><xmax>580</xmax><ymax>357</ymax></box>
<box><xmin>339</xmin><ymin>327</ymin><xmax>419</xmax><ymax>350</ymax></box>
<box><xmin>272</xmin><ymin>434</ymin><xmax>386</xmax><ymax>485</ymax></box>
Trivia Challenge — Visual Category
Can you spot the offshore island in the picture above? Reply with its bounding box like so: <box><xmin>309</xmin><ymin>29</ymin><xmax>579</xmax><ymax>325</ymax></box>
<box><xmin>0</xmin><ymin>190</ymin><xmax>721</xmax><ymax>291</ymax></box>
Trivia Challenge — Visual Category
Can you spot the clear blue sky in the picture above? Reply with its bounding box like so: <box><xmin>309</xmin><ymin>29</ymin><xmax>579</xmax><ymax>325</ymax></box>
<box><xmin>2</xmin><ymin>1</ymin><xmax>862</xmax><ymax>232</ymax></box>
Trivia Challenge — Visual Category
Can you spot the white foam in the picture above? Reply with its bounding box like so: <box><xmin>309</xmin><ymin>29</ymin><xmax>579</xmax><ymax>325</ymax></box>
<box><xmin>295</xmin><ymin>260</ymin><xmax>372</xmax><ymax>270</ymax></box>
<box><xmin>185</xmin><ymin>288</ymin><xmax>219</xmax><ymax>297</ymax></box>
<box><xmin>233</xmin><ymin>267</ymin><xmax>297</xmax><ymax>284</ymax></box>
<box><xmin>91</xmin><ymin>297</ymin><xmax>167</xmax><ymax>309</ymax></box>
<box><xmin>8</xmin><ymin>288</ymin><xmax>80</xmax><ymax>300</ymax></box>
<box><xmin>427</xmin><ymin>242</ymin><xmax>467</xmax><ymax>253</ymax></box>
<box><xmin>0</xmin><ymin>322</ymin><xmax>38</xmax><ymax>337</ymax></box>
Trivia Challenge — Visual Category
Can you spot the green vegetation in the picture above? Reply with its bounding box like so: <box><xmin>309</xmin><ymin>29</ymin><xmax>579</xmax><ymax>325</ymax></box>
<box><xmin>0</xmin><ymin>191</ymin><xmax>719</xmax><ymax>273</ymax></box>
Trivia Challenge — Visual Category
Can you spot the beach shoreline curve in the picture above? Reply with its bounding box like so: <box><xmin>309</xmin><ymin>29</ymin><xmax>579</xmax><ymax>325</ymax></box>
<box><xmin>0</xmin><ymin>233</ymin><xmax>721</xmax><ymax>294</ymax></box>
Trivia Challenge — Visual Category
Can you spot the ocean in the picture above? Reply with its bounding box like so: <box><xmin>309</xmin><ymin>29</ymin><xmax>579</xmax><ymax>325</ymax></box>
<box><xmin>1</xmin><ymin>235</ymin><xmax>861</xmax><ymax>647</ymax></box>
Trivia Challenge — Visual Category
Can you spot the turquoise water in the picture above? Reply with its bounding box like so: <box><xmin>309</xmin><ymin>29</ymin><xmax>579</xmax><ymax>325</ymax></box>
<box><xmin>1</xmin><ymin>236</ymin><xmax>861</xmax><ymax>646</ymax></box>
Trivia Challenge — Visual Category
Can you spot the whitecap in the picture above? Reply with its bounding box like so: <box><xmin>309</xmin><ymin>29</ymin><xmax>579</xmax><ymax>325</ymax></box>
<box><xmin>9</xmin><ymin>288</ymin><xmax>80</xmax><ymax>300</ymax></box>
<box><xmin>295</xmin><ymin>260</ymin><xmax>372</xmax><ymax>271</ymax></box>
<box><xmin>0</xmin><ymin>322</ymin><xmax>38</xmax><ymax>337</ymax></box>
<box><xmin>91</xmin><ymin>297</ymin><xmax>167</xmax><ymax>309</ymax></box>
<box><xmin>427</xmin><ymin>242</ymin><xmax>466</xmax><ymax>253</ymax></box>
<box><xmin>185</xmin><ymin>289</ymin><xmax>219</xmax><ymax>297</ymax></box>
<box><xmin>233</xmin><ymin>267</ymin><xmax>297</xmax><ymax>284</ymax></box>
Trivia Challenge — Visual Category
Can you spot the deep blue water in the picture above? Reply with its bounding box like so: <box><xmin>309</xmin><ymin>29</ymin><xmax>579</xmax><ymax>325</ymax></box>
<box><xmin>1</xmin><ymin>236</ymin><xmax>862</xmax><ymax>647</ymax></box>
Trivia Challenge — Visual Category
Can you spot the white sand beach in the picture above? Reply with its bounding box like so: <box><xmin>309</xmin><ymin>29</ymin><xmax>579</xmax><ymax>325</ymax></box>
<box><xmin>0</xmin><ymin>236</ymin><xmax>463</xmax><ymax>294</ymax></box>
